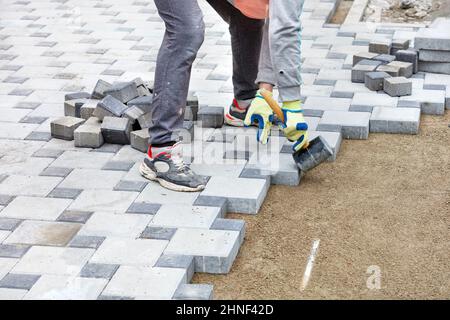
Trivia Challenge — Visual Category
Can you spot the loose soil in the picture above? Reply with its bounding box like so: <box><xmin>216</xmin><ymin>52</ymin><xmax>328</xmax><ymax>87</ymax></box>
<box><xmin>194</xmin><ymin>112</ymin><xmax>450</xmax><ymax>299</ymax></box>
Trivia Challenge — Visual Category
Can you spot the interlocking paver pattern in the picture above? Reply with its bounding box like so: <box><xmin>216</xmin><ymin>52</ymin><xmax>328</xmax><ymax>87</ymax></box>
<box><xmin>0</xmin><ymin>0</ymin><xmax>447</xmax><ymax>299</ymax></box>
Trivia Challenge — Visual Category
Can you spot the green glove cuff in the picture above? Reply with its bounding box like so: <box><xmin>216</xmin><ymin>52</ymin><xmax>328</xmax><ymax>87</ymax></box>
<box><xmin>282</xmin><ymin>100</ymin><xmax>302</xmax><ymax>111</ymax></box>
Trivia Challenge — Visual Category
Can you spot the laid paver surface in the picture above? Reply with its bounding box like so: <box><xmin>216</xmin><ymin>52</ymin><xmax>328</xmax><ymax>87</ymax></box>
<box><xmin>0</xmin><ymin>0</ymin><xmax>448</xmax><ymax>299</ymax></box>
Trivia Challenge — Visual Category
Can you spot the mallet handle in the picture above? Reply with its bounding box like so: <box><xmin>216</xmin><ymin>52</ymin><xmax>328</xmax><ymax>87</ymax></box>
<box><xmin>259</xmin><ymin>89</ymin><xmax>285</xmax><ymax>123</ymax></box>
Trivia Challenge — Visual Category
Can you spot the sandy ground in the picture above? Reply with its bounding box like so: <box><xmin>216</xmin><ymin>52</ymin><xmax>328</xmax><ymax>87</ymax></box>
<box><xmin>194</xmin><ymin>111</ymin><xmax>450</xmax><ymax>299</ymax></box>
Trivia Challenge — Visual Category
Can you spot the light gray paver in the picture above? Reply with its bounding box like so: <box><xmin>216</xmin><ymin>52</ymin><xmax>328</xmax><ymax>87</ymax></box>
<box><xmin>0</xmin><ymin>175</ymin><xmax>61</xmax><ymax>197</ymax></box>
<box><xmin>165</xmin><ymin>228</ymin><xmax>240</xmax><ymax>274</ymax></box>
<box><xmin>90</xmin><ymin>237</ymin><xmax>168</xmax><ymax>267</ymax></box>
<box><xmin>12</xmin><ymin>246</ymin><xmax>94</xmax><ymax>276</ymax></box>
<box><xmin>173</xmin><ymin>284</ymin><xmax>213</xmax><ymax>300</ymax></box>
<box><xmin>1</xmin><ymin>196</ymin><xmax>71</xmax><ymax>221</ymax></box>
<box><xmin>370</xmin><ymin>107</ymin><xmax>420</xmax><ymax>134</ymax></box>
<box><xmin>58</xmin><ymin>169</ymin><xmax>124</xmax><ymax>190</ymax></box>
<box><xmin>3</xmin><ymin>220</ymin><xmax>81</xmax><ymax>247</ymax></box>
<box><xmin>0</xmin><ymin>288</ymin><xmax>27</xmax><ymax>300</ymax></box>
<box><xmin>201</xmin><ymin>176</ymin><xmax>269</xmax><ymax>214</ymax></box>
<box><xmin>68</xmin><ymin>190</ymin><xmax>139</xmax><ymax>213</ymax></box>
<box><xmin>149</xmin><ymin>205</ymin><xmax>221</xmax><ymax>229</ymax></box>
<box><xmin>317</xmin><ymin>110</ymin><xmax>371</xmax><ymax>140</ymax></box>
<box><xmin>78</xmin><ymin>212</ymin><xmax>151</xmax><ymax>238</ymax></box>
<box><xmin>24</xmin><ymin>275</ymin><xmax>107</xmax><ymax>300</ymax></box>
<box><xmin>103</xmin><ymin>266</ymin><xmax>186</xmax><ymax>299</ymax></box>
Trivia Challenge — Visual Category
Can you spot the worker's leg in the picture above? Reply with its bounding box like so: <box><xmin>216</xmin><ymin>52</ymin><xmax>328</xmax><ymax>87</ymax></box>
<box><xmin>149</xmin><ymin>0</ymin><xmax>205</xmax><ymax>145</ymax></box>
<box><xmin>257</xmin><ymin>0</ymin><xmax>305</xmax><ymax>102</ymax></box>
<box><xmin>255</xmin><ymin>0</ymin><xmax>308</xmax><ymax>152</ymax></box>
<box><xmin>141</xmin><ymin>0</ymin><xmax>206</xmax><ymax>192</ymax></box>
<box><xmin>207</xmin><ymin>0</ymin><xmax>264</xmax><ymax>126</ymax></box>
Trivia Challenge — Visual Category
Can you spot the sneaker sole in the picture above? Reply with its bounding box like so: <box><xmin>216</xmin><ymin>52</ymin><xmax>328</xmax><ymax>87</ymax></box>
<box><xmin>139</xmin><ymin>162</ymin><xmax>205</xmax><ymax>192</ymax></box>
<box><xmin>224</xmin><ymin>113</ymin><xmax>245</xmax><ymax>127</ymax></box>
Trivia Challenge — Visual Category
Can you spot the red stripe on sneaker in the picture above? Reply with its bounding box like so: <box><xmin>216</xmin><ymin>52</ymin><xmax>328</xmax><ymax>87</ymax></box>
<box><xmin>225</xmin><ymin>113</ymin><xmax>234</xmax><ymax>120</ymax></box>
<box><xmin>155</xmin><ymin>151</ymin><xmax>171</xmax><ymax>159</ymax></box>
<box><xmin>232</xmin><ymin>99</ymin><xmax>246</xmax><ymax>111</ymax></box>
<box><xmin>147</xmin><ymin>146</ymin><xmax>153</xmax><ymax>158</ymax></box>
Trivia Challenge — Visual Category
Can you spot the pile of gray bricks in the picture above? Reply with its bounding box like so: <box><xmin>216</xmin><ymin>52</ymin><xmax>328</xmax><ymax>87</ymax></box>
<box><xmin>415</xmin><ymin>18</ymin><xmax>450</xmax><ymax>75</ymax></box>
<box><xmin>51</xmin><ymin>78</ymin><xmax>202</xmax><ymax>152</ymax></box>
<box><xmin>352</xmin><ymin>39</ymin><xmax>416</xmax><ymax>97</ymax></box>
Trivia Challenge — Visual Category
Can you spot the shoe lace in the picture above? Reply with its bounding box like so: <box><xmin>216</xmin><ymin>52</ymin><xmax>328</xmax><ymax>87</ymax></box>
<box><xmin>171</xmin><ymin>149</ymin><xmax>190</xmax><ymax>173</ymax></box>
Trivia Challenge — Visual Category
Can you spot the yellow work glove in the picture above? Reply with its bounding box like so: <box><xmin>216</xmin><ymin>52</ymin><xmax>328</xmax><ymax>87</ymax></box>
<box><xmin>244</xmin><ymin>90</ymin><xmax>274</xmax><ymax>144</ymax></box>
<box><xmin>280</xmin><ymin>100</ymin><xmax>309</xmax><ymax>153</ymax></box>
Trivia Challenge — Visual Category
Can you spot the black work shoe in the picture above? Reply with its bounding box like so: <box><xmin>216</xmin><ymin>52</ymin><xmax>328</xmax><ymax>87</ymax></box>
<box><xmin>139</xmin><ymin>142</ymin><xmax>206</xmax><ymax>192</ymax></box>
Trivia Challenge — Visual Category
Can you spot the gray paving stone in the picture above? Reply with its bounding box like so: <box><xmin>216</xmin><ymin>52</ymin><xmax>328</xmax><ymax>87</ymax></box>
<box><xmin>114</xmin><ymin>180</ymin><xmax>147</xmax><ymax>192</ymax></box>
<box><xmin>307</xmin><ymin>130</ymin><xmax>343</xmax><ymax>162</ymax></box>
<box><xmin>419</xmin><ymin>49</ymin><xmax>450</xmax><ymax>63</ymax></box>
<box><xmin>93</xmin><ymin>95</ymin><xmax>129</xmax><ymax>120</ymax></box>
<box><xmin>211</xmin><ymin>218</ymin><xmax>246</xmax><ymax>245</ymax></box>
<box><xmin>47</xmin><ymin>187</ymin><xmax>83</xmax><ymax>199</ymax></box>
<box><xmin>141</xmin><ymin>226</ymin><xmax>177</xmax><ymax>240</ymax></box>
<box><xmin>78</xmin><ymin>211</ymin><xmax>151</xmax><ymax>239</ymax></box>
<box><xmin>0</xmin><ymin>175</ymin><xmax>62</xmax><ymax>197</ymax></box>
<box><xmin>0</xmin><ymin>245</ymin><xmax>30</xmax><ymax>258</ymax></box>
<box><xmin>418</xmin><ymin>61</ymin><xmax>450</xmax><ymax>74</ymax></box>
<box><xmin>32</xmin><ymin>148</ymin><xmax>64</xmax><ymax>159</ymax></box>
<box><xmin>23</xmin><ymin>275</ymin><xmax>107</xmax><ymax>300</ymax></box>
<box><xmin>201</xmin><ymin>176</ymin><xmax>269</xmax><ymax>214</ymax></box>
<box><xmin>130</xmin><ymin>129</ymin><xmax>149</xmax><ymax>153</ymax></box>
<box><xmin>80</xmin><ymin>99</ymin><xmax>98</xmax><ymax>120</ymax></box>
<box><xmin>68</xmin><ymin>235</ymin><xmax>105</xmax><ymax>249</ymax></box>
<box><xmin>60</xmin><ymin>168</ymin><xmax>125</xmax><ymax>190</ymax></box>
<box><xmin>397</xmin><ymin>99</ymin><xmax>421</xmax><ymax>109</ymax></box>
<box><xmin>303</xmin><ymin>96</ymin><xmax>351</xmax><ymax>116</ymax></box>
<box><xmin>0</xmin><ymin>218</ymin><xmax>22</xmax><ymax>232</ymax></box>
<box><xmin>165</xmin><ymin>228</ymin><xmax>240</xmax><ymax>274</ymax></box>
<box><xmin>123</xmin><ymin>106</ymin><xmax>144</xmax><ymax>129</ymax></box>
<box><xmin>51</xmin><ymin>150</ymin><xmax>113</xmax><ymax>169</ymax></box>
<box><xmin>68</xmin><ymin>190</ymin><xmax>139</xmax><ymax>213</ymax></box>
<box><xmin>64</xmin><ymin>99</ymin><xmax>87</xmax><ymax>118</ymax></box>
<box><xmin>369</xmin><ymin>39</ymin><xmax>391</xmax><ymax>54</ymax></box>
<box><xmin>351</xmin><ymin>92</ymin><xmax>398</xmax><ymax>112</ymax></box>
<box><xmin>136</xmin><ymin>182</ymin><xmax>200</xmax><ymax>206</ymax></box>
<box><xmin>352</xmin><ymin>60</ymin><xmax>377</xmax><ymax>83</ymax></box>
<box><xmin>103</xmin><ymin>266</ymin><xmax>186</xmax><ymax>299</ymax></box>
<box><xmin>13</xmin><ymin>245</ymin><xmax>91</xmax><ymax>275</ymax></box>
<box><xmin>0</xmin><ymin>195</ymin><xmax>15</xmax><ymax>206</ymax></box>
<box><xmin>90</xmin><ymin>237</ymin><xmax>167</xmax><ymax>267</ymax></box>
<box><xmin>370</xmin><ymin>107</ymin><xmax>420</xmax><ymax>134</ymax></box>
<box><xmin>376</xmin><ymin>64</ymin><xmax>401</xmax><ymax>77</ymax></box>
<box><xmin>4</xmin><ymin>220</ymin><xmax>81</xmax><ymax>246</ymax></box>
<box><xmin>414</xmin><ymin>28</ymin><xmax>450</xmax><ymax>51</ymax></box>
<box><xmin>50</xmin><ymin>116</ymin><xmax>86</xmax><ymax>140</ymax></box>
<box><xmin>193</xmin><ymin>195</ymin><xmax>227</xmax><ymax>218</ymax></box>
<box><xmin>0</xmin><ymin>273</ymin><xmax>40</xmax><ymax>290</ymax></box>
<box><xmin>80</xmin><ymin>263</ymin><xmax>119</xmax><ymax>279</ymax></box>
<box><xmin>25</xmin><ymin>131</ymin><xmax>52</xmax><ymax>142</ymax></box>
<box><xmin>127</xmin><ymin>95</ymin><xmax>153</xmax><ymax>114</ymax></box>
<box><xmin>104</xmin><ymin>82</ymin><xmax>139</xmax><ymax>104</ymax></box>
<box><xmin>387</xmin><ymin>61</ymin><xmax>413</xmax><ymax>78</ymax></box>
<box><xmin>317</xmin><ymin>111</ymin><xmax>371</xmax><ymax>140</ymax></box>
<box><xmin>97</xmin><ymin>295</ymin><xmax>134</xmax><ymax>300</ymax></box>
<box><xmin>150</xmin><ymin>204</ymin><xmax>221</xmax><ymax>229</ymax></box>
<box><xmin>399</xmin><ymin>89</ymin><xmax>446</xmax><ymax>115</ymax></box>
<box><xmin>155</xmin><ymin>254</ymin><xmax>195</xmax><ymax>283</ymax></box>
<box><xmin>74</xmin><ymin>117</ymin><xmax>104</xmax><ymax>148</ymax></box>
<box><xmin>198</xmin><ymin>106</ymin><xmax>224</xmax><ymax>128</ymax></box>
<box><xmin>173</xmin><ymin>284</ymin><xmax>213</xmax><ymax>300</ymax></box>
<box><xmin>383</xmin><ymin>77</ymin><xmax>412</xmax><ymax>97</ymax></box>
<box><xmin>91</xmin><ymin>79</ymin><xmax>112</xmax><ymax>100</ymax></box>
<box><xmin>127</xmin><ymin>202</ymin><xmax>161</xmax><ymax>215</ymax></box>
<box><xmin>101</xmin><ymin>116</ymin><xmax>131</xmax><ymax>145</ymax></box>
<box><xmin>373</xmin><ymin>54</ymin><xmax>396</xmax><ymax>64</ymax></box>
<box><xmin>1</xmin><ymin>196</ymin><xmax>71</xmax><ymax>221</ymax></box>
<box><xmin>395</xmin><ymin>49</ymin><xmax>419</xmax><ymax>73</ymax></box>
<box><xmin>65</xmin><ymin>92</ymin><xmax>91</xmax><ymax>101</ymax></box>
<box><xmin>0</xmin><ymin>288</ymin><xmax>27</xmax><ymax>300</ymax></box>
<box><xmin>57</xmin><ymin>211</ymin><xmax>93</xmax><ymax>224</ymax></box>
<box><xmin>102</xmin><ymin>161</ymin><xmax>134</xmax><ymax>171</ymax></box>
<box><xmin>365</xmin><ymin>71</ymin><xmax>391</xmax><ymax>91</ymax></box>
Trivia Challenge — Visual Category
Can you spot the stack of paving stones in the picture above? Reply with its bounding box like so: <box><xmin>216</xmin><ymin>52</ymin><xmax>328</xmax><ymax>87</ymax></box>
<box><xmin>52</xmin><ymin>78</ymin><xmax>156</xmax><ymax>152</ymax></box>
<box><xmin>353</xmin><ymin>40</ymin><xmax>414</xmax><ymax>98</ymax></box>
<box><xmin>0</xmin><ymin>0</ymin><xmax>449</xmax><ymax>301</ymax></box>
<box><xmin>415</xmin><ymin>18</ymin><xmax>450</xmax><ymax>75</ymax></box>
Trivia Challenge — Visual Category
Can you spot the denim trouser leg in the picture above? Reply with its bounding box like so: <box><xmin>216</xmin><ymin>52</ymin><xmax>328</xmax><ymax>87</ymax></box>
<box><xmin>149</xmin><ymin>0</ymin><xmax>205</xmax><ymax>145</ymax></box>
<box><xmin>207</xmin><ymin>0</ymin><xmax>264</xmax><ymax>100</ymax></box>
